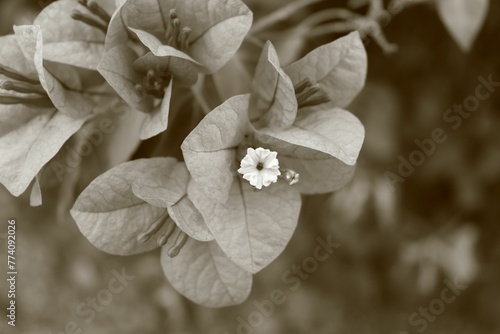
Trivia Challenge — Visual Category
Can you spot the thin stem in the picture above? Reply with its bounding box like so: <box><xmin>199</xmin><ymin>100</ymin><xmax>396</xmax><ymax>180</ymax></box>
<box><xmin>0</xmin><ymin>81</ymin><xmax>47</xmax><ymax>95</ymax></box>
<box><xmin>389</xmin><ymin>0</ymin><xmax>426</xmax><ymax>10</ymax></box>
<box><xmin>150</xmin><ymin>88</ymin><xmax>194</xmax><ymax>158</ymax></box>
<box><xmin>308</xmin><ymin>21</ymin><xmax>357</xmax><ymax>38</ymax></box>
<box><xmin>368</xmin><ymin>0</ymin><xmax>384</xmax><ymax>16</ymax></box>
<box><xmin>71</xmin><ymin>9</ymin><xmax>107</xmax><ymax>33</ymax></box>
<box><xmin>368</xmin><ymin>24</ymin><xmax>399</xmax><ymax>54</ymax></box>
<box><xmin>190</xmin><ymin>75</ymin><xmax>211</xmax><ymax>115</ymax></box>
<box><xmin>0</xmin><ymin>65</ymin><xmax>40</xmax><ymax>85</ymax></box>
<box><xmin>244</xmin><ymin>34</ymin><xmax>265</xmax><ymax>49</ymax></box>
<box><xmin>0</xmin><ymin>94</ymin><xmax>53</xmax><ymax>108</ymax></box>
<box><xmin>251</xmin><ymin>0</ymin><xmax>324</xmax><ymax>34</ymax></box>
<box><xmin>301</xmin><ymin>8</ymin><xmax>359</xmax><ymax>28</ymax></box>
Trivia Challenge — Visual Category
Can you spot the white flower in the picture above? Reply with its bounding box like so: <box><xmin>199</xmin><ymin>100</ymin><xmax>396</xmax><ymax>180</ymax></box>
<box><xmin>238</xmin><ymin>147</ymin><xmax>281</xmax><ymax>189</ymax></box>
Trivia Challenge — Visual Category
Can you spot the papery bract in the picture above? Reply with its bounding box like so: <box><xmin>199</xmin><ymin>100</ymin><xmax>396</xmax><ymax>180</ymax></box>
<box><xmin>105</xmin><ymin>0</ymin><xmax>253</xmax><ymax>73</ymax></box>
<box><xmin>0</xmin><ymin>26</ymin><xmax>103</xmax><ymax>198</ymax></box>
<box><xmin>15</xmin><ymin>25</ymin><xmax>102</xmax><ymax>118</ymax></box>
<box><xmin>34</xmin><ymin>0</ymin><xmax>117</xmax><ymax>70</ymax></box>
<box><xmin>182</xmin><ymin>33</ymin><xmax>367</xmax><ymax>271</ymax></box>
<box><xmin>284</xmin><ymin>31</ymin><xmax>367</xmax><ymax>112</ymax></box>
<box><xmin>161</xmin><ymin>237</ymin><xmax>252</xmax><ymax>307</ymax></box>
<box><xmin>248</xmin><ymin>32</ymin><xmax>367</xmax><ymax>193</ymax></box>
<box><xmin>188</xmin><ymin>176</ymin><xmax>301</xmax><ymax>274</ymax></box>
<box><xmin>71</xmin><ymin>159</ymin><xmax>165</xmax><ymax>255</ymax></box>
<box><xmin>182</xmin><ymin>95</ymin><xmax>250</xmax><ymax>203</ymax></box>
<box><xmin>71</xmin><ymin>158</ymin><xmax>251</xmax><ymax>307</ymax></box>
<box><xmin>99</xmin><ymin>0</ymin><xmax>253</xmax><ymax>139</ymax></box>
<box><xmin>182</xmin><ymin>95</ymin><xmax>302</xmax><ymax>273</ymax></box>
<box><xmin>131</xmin><ymin>158</ymin><xmax>214</xmax><ymax>242</ymax></box>
<box><xmin>71</xmin><ymin>158</ymin><xmax>214</xmax><ymax>254</ymax></box>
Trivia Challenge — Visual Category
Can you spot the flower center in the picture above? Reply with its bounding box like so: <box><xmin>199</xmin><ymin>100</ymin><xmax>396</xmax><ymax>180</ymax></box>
<box><xmin>134</xmin><ymin>9</ymin><xmax>194</xmax><ymax>99</ymax></box>
<box><xmin>71</xmin><ymin>0</ymin><xmax>111</xmax><ymax>33</ymax></box>
<box><xmin>0</xmin><ymin>64</ymin><xmax>51</xmax><ymax>108</ymax></box>
<box><xmin>294</xmin><ymin>78</ymin><xmax>331</xmax><ymax>108</ymax></box>
<box><xmin>136</xmin><ymin>69</ymin><xmax>172</xmax><ymax>99</ymax></box>
<box><xmin>256</xmin><ymin>162</ymin><xmax>264</xmax><ymax>170</ymax></box>
<box><xmin>136</xmin><ymin>210</ymin><xmax>188</xmax><ymax>257</ymax></box>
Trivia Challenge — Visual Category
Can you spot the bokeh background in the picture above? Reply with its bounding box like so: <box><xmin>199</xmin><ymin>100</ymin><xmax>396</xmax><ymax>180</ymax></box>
<box><xmin>1</xmin><ymin>0</ymin><xmax>500</xmax><ymax>333</ymax></box>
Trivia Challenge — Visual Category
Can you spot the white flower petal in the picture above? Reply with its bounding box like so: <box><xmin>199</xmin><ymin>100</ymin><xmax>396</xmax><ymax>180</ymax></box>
<box><xmin>238</xmin><ymin>166</ymin><xmax>258</xmax><ymax>174</ymax></box>
<box><xmin>263</xmin><ymin>169</ymin><xmax>281</xmax><ymax>177</ymax></box>
<box><xmin>263</xmin><ymin>151</ymin><xmax>278</xmax><ymax>165</ymax></box>
<box><xmin>247</xmin><ymin>147</ymin><xmax>259</xmax><ymax>163</ymax></box>
<box><xmin>240</xmin><ymin>155</ymin><xmax>257</xmax><ymax>168</ymax></box>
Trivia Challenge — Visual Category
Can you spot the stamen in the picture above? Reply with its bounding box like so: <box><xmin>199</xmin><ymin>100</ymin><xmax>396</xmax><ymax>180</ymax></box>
<box><xmin>256</xmin><ymin>162</ymin><xmax>264</xmax><ymax>170</ymax></box>
<box><xmin>144</xmin><ymin>70</ymin><xmax>156</xmax><ymax>90</ymax></box>
<box><xmin>294</xmin><ymin>78</ymin><xmax>331</xmax><ymax>108</ymax></box>
<box><xmin>163</xmin><ymin>8</ymin><xmax>192</xmax><ymax>51</ymax></box>
<box><xmin>1</xmin><ymin>81</ymin><xmax>47</xmax><ymax>95</ymax></box>
<box><xmin>87</xmin><ymin>0</ymin><xmax>111</xmax><ymax>23</ymax></box>
<box><xmin>169</xmin><ymin>9</ymin><xmax>178</xmax><ymax>20</ymax></box>
<box><xmin>0</xmin><ymin>65</ymin><xmax>40</xmax><ymax>85</ymax></box>
<box><xmin>167</xmin><ymin>230</ymin><xmax>188</xmax><ymax>257</ymax></box>
<box><xmin>167</xmin><ymin>18</ymin><xmax>180</xmax><ymax>48</ymax></box>
<box><xmin>296</xmin><ymin>83</ymin><xmax>321</xmax><ymax>106</ymax></box>
<box><xmin>137</xmin><ymin>211</ymin><xmax>168</xmax><ymax>244</ymax></box>
<box><xmin>139</xmin><ymin>70</ymin><xmax>171</xmax><ymax>99</ymax></box>
<box><xmin>164</xmin><ymin>21</ymin><xmax>172</xmax><ymax>41</ymax></box>
<box><xmin>279</xmin><ymin>169</ymin><xmax>300</xmax><ymax>186</ymax></box>
<box><xmin>0</xmin><ymin>94</ymin><xmax>53</xmax><ymax>108</ymax></box>
<box><xmin>134</xmin><ymin>83</ymin><xmax>146</xmax><ymax>94</ymax></box>
<box><xmin>298</xmin><ymin>93</ymin><xmax>331</xmax><ymax>108</ymax></box>
<box><xmin>153</xmin><ymin>81</ymin><xmax>162</xmax><ymax>91</ymax></box>
<box><xmin>178</xmin><ymin>27</ymin><xmax>191</xmax><ymax>51</ymax></box>
<box><xmin>156</xmin><ymin>218</ymin><xmax>177</xmax><ymax>246</ymax></box>
<box><xmin>71</xmin><ymin>9</ymin><xmax>107</xmax><ymax>33</ymax></box>
<box><xmin>294</xmin><ymin>78</ymin><xmax>313</xmax><ymax>94</ymax></box>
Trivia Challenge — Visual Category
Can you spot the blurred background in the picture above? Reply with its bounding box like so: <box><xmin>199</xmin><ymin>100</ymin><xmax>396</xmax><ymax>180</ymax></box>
<box><xmin>1</xmin><ymin>0</ymin><xmax>500</xmax><ymax>333</ymax></box>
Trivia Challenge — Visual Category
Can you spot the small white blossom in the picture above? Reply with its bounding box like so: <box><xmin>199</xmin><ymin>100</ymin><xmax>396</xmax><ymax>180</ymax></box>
<box><xmin>238</xmin><ymin>147</ymin><xmax>281</xmax><ymax>189</ymax></box>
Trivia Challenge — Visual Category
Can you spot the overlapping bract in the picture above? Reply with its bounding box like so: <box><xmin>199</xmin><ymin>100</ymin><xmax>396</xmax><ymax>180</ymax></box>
<box><xmin>0</xmin><ymin>0</ymin><xmax>368</xmax><ymax>308</ymax></box>
<box><xmin>180</xmin><ymin>32</ymin><xmax>366</xmax><ymax>276</ymax></box>
<box><xmin>71</xmin><ymin>30</ymin><xmax>367</xmax><ymax>306</ymax></box>
<box><xmin>71</xmin><ymin>158</ymin><xmax>252</xmax><ymax>307</ymax></box>
<box><xmin>183</xmin><ymin>32</ymin><xmax>366</xmax><ymax>201</ymax></box>
<box><xmin>0</xmin><ymin>24</ymin><xmax>109</xmax><ymax>198</ymax></box>
<box><xmin>98</xmin><ymin>0</ymin><xmax>253</xmax><ymax>138</ymax></box>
